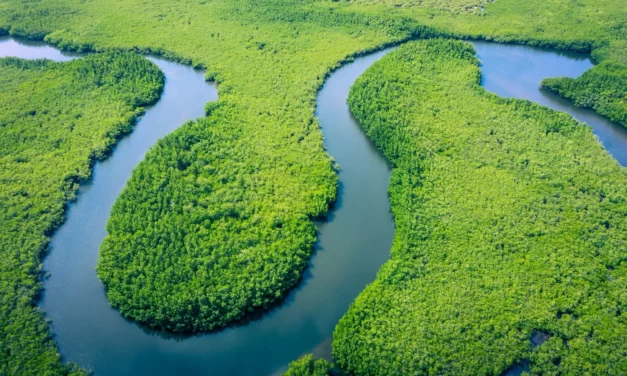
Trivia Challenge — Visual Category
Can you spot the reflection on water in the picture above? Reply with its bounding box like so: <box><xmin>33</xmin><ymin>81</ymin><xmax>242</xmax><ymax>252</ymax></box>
<box><xmin>0</xmin><ymin>35</ymin><xmax>82</xmax><ymax>60</ymax></box>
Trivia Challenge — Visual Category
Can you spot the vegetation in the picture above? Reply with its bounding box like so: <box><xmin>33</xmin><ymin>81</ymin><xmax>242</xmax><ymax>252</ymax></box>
<box><xmin>340</xmin><ymin>0</ymin><xmax>494</xmax><ymax>15</ymax></box>
<box><xmin>0</xmin><ymin>0</ymin><xmax>435</xmax><ymax>369</ymax></box>
<box><xmin>0</xmin><ymin>53</ymin><xmax>163</xmax><ymax>374</ymax></box>
<box><xmin>283</xmin><ymin>354</ymin><xmax>332</xmax><ymax>376</ymax></box>
<box><xmin>92</xmin><ymin>7</ymin><xmax>436</xmax><ymax>333</ymax></box>
<box><xmin>352</xmin><ymin>0</ymin><xmax>626</xmax><ymax>49</ymax></box>
<box><xmin>351</xmin><ymin>0</ymin><xmax>627</xmax><ymax>127</ymax></box>
<box><xmin>542</xmin><ymin>61</ymin><xmax>627</xmax><ymax>128</ymax></box>
<box><xmin>96</xmin><ymin>107</ymin><xmax>336</xmax><ymax>331</ymax></box>
<box><xmin>333</xmin><ymin>39</ymin><xmax>627</xmax><ymax>375</ymax></box>
<box><xmin>0</xmin><ymin>0</ymin><xmax>625</xmax><ymax>373</ymax></box>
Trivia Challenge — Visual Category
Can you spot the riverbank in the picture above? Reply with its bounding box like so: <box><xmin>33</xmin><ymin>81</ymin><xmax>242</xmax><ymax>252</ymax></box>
<box><xmin>335</xmin><ymin>38</ymin><xmax>627</xmax><ymax>375</ymax></box>
<box><xmin>0</xmin><ymin>44</ymin><xmax>164</xmax><ymax>375</ymax></box>
<box><xmin>0</xmin><ymin>36</ymin><xmax>395</xmax><ymax>376</ymax></box>
<box><xmin>0</xmin><ymin>0</ymin><xmax>625</xmax><ymax>372</ymax></box>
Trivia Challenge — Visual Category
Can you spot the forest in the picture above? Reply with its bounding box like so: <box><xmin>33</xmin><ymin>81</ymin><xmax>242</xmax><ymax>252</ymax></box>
<box><xmin>0</xmin><ymin>53</ymin><xmax>163</xmax><ymax>374</ymax></box>
<box><xmin>542</xmin><ymin>60</ymin><xmax>627</xmax><ymax>128</ymax></box>
<box><xmin>0</xmin><ymin>0</ymin><xmax>625</xmax><ymax>374</ymax></box>
<box><xmin>283</xmin><ymin>355</ymin><xmax>332</xmax><ymax>376</ymax></box>
<box><xmin>334</xmin><ymin>39</ymin><xmax>627</xmax><ymax>375</ymax></box>
<box><xmin>378</xmin><ymin>0</ymin><xmax>627</xmax><ymax>124</ymax></box>
<box><xmin>94</xmin><ymin>12</ymin><xmax>438</xmax><ymax>333</ymax></box>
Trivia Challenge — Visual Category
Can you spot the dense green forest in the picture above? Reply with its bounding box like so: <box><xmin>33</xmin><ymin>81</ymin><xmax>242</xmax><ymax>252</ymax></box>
<box><xmin>94</xmin><ymin>9</ymin><xmax>436</xmax><ymax>332</ymax></box>
<box><xmin>0</xmin><ymin>53</ymin><xmax>163</xmax><ymax>374</ymax></box>
<box><xmin>96</xmin><ymin>109</ymin><xmax>337</xmax><ymax>331</ymax></box>
<box><xmin>282</xmin><ymin>354</ymin><xmax>332</xmax><ymax>376</ymax></box>
<box><xmin>354</xmin><ymin>0</ymin><xmax>627</xmax><ymax>124</ymax></box>
<box><xmin>334</xmin><ymin>39</ymin><xmax>627</xmax><ymax>375</ymax></box>
<box><xmin>0</xmin><ymin>0</ymin><xmax>625</xmax><ymax>373</ymax></box>
<box><xmin>542</xmin><ymin>61</ymin><xmax>627</xmax><ymax>128</ymax></box>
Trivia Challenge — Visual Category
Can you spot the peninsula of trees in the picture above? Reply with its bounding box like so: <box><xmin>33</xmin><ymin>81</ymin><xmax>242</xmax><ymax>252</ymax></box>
<box><xmin>334</xmin><ymin>39</ymin><xmax>627</xmax><ymax>375</ymax></box>
<box><xmin>0</xmin><ymin>0</ymin><xmax>625</xmax><ymax>373</ymax></box>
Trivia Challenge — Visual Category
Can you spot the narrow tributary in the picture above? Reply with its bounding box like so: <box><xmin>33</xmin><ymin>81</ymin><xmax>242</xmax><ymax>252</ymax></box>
<box><xmin>0</xmin><ymin>36</ymin><xmax>624</xmax><ymax>376</ymax></box>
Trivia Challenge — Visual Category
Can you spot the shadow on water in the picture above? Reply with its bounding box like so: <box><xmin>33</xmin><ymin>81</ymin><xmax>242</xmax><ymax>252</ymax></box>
<box><xmin>500</xmin><ymin>331</ymin><xmax>551</xmax><ymax>375</ymax></box>
<box><xmin>502</xmin><ymin>361</ymin><xmax>531</xmax><ymax>376</ymax></box>
<box><xmin>0</xmin><ymin>35</ymin><xmax>84</xmax><ymax>60</ymax></box>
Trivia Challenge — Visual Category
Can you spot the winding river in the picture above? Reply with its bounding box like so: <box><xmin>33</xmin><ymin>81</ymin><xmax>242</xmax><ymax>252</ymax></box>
<box><xmin>0</xmin><ymin>35</ymin><xmax>625</xmax><ymax>376</ymax></box>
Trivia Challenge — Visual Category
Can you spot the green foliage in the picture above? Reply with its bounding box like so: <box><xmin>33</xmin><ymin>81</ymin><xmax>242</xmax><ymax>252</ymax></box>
<box><xmin>0</xmin><ymin>0</ymin><xmax>432</xmax><ymax>365</ymax></box>
<box><xmin>345</xmin><ymin>0</ymin><xmax>627</xmax><ymax>125</ymax></box>
<box><xmin>0</xmin><ymin>0</ymin><xmax>625</xmax><ymax>372</ymax></box>
<box><xmin>344</xmin><ymin>0</ymin><xmax>494</xmax><ymax>15</ymax></box>
<box><xmin>64</xmin><ymin>1</ymin><xmax>434</xmax><ymax>333</ymax></box>
<box><xmin>591</xmin><ymin>40</ymin><xmax>627</xmax><ymax>66</ymax></box>
<box><xmin>542</xmin><ymin>61</ymin><xmax>627</xmax><ymax>128</ymax></box>
<box><xmin>96</xmin><ymin>108</ymin><xmax>333</xmax><ymax>331</ymax></box>
<box><xmin>0</xmin><ymin>53</ymin><xmax>163</xmax><ymax>375</ymax></box>
<box><xmin>346</xmin><ymin>0</ymin><xmax>626</xmax><ymax>48</ymax></box>
<box><xmin>283</xmin><ymin>354</ymin><xmax>332</xmax><ymax>376</ymax></box>
<box><xmin>334</xmin><ymin>39</ymin><xmax>627</xmax><ymax>375</ymax></box>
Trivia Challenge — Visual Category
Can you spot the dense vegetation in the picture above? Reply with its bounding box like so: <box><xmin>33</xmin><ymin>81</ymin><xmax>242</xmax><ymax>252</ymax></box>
<box><xmin>92</xmin><ymin>7</ymin><xmax>436</xmax><ymax>333</ymax></box>
<box><xmin>354</xmin><ymin>0</ymin><xmax>627</xmax><ymax>126</ymax></box>
<box><xmin>96</xmin><ymin>109</ymin><xmax>336</xmax><ymax>331</ymax></box>
<box><xmin>0</xmin><ymin>0</ymin><xmax>435</xmax><ymax>370</ymax></box>
<box><xmin>542</xmin><ymin>61</ymin><xmax>627</xmax><ymax>128</ymax></box>
<box><xmin>334</xmin><ymin>39</ymin><xmax>627</xmax><ymax>375</ymax></box>
<box><xmin>341</xmin><ymin>0</ymin><xmax>494</xmax><ymax>14</ymax></box>
<box><xmin>283</xmin><ymin>354</ymin><xmax>332</xmax><ymax>376</ymax></box>
<box><xmin>0</xmin><ymin>53</ymin><xmax>163</xmax><ymax>374</ymax></box>
<box><xmin>355</xmin><ymin>0</ymin><xmax>626</xmax><ymax>50</ymax></box>
<box><xmin>0</xmin><ymin>0</ymin><xmax>625</xmax><ymax>373</ymax></box>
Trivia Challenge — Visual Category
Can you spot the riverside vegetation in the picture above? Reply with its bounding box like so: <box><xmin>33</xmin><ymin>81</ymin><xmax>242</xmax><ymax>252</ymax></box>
<box><xmin>356</xmin><ymin>0</ymin><xmax>627</xmax><ymax>128</ymax></box>
<box><xmin>0</xmin><ymin>0</ymin><xmax>625</xmax><ymax>373</ymax></box>
<box><xmin>0</xmin><ymin>53</ymin><xmax>163</xmax><ymax>375</ymax></box>
<box><xmin>1</xmin><ymin>1</ymin><xmax>435</xmax><ymax>370</ymax></box>
<box><xmin>283</xmin><ymin>355</ymin><xmax>332</xmax><ymax>376</ymax></box>
<box><xmin>94</xmin><ymin>10</ymin><xmax>437</xmax><ymax>333</ymax></box>
<box><xmin>334</xmin><ymin>39</ymin><xmax>627</xmax><ymax>375</ymax></box>
<box><xmin>542</xmin><ymin>60</ymin><xmax>627</xmax><ymax>128</ymax></box>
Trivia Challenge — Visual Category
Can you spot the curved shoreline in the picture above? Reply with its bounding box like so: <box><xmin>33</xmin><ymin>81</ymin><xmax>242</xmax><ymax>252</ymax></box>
<box><xmin>0</xmin><ymin>35</ymin><xmax>625</xmax><ymax>375</ymax></box>
<box><xmin>0</xmin><ymin>36</ymin><xmax>396</xmax><ymax>375</ymax></box>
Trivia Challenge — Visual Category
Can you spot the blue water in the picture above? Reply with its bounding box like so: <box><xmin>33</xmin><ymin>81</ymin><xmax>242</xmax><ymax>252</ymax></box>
<box><xmin>474</xmin><ymin>41</ymin><xmax>627</xmax><ymax>166</ymax></box>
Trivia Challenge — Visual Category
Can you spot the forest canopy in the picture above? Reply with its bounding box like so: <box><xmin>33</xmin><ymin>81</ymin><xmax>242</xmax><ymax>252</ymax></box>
<box><xmin>282</xmin><ymin>354</ymin><xmax>332</xmax><ymax>376</ymax></box>
<box><xmin>0</xmin><ymin>52</ymin><xmax>163</xmax><ymax>375</ymax></box>
<box><xmin>0</xmin><ymin>0</ymin><xmax>625</xmax><ymax>373</ymax></box>
<box><xmin>542</xmin><ymin>60</ymin><xmax>627</xmax><ymax>128</ymax></box>
<box><xmin>349</xmin><ymin>0</ymin><xmax>627</xmax><ymax>123</ymax></box>
<box><xmin>333</xmin><ymin>39</ymin><xmax>627</xmax><ymax>375</ymax></box>
<box><xmin>92</xmin><ymin>3</ymin><xmax>437</xmax><ymax>333</ymax></box>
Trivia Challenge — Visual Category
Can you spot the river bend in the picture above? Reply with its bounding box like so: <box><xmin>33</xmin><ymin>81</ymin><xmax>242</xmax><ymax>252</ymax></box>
<box><xmin>0</xmin><ymin>36</ymin><xmax>624</xmax><ymax>376</ymax></box>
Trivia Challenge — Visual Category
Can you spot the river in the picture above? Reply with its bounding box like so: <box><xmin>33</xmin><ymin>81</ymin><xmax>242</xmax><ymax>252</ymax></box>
<box><xmin>0</xmin><ymin>35</ymin><xmax>624</xmax><ymax>376</ymax></box>
<box><xmin>473</xmin><ymin>41</ymin><xmax>627</xmax><ymax>166</ymax></box>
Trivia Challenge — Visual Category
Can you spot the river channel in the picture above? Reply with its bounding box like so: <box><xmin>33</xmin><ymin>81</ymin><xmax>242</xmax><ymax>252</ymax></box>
<box><xmin>0</xmin><ymin>35</ymin><xmax>624</xmax><ymax>375</ymax></box>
